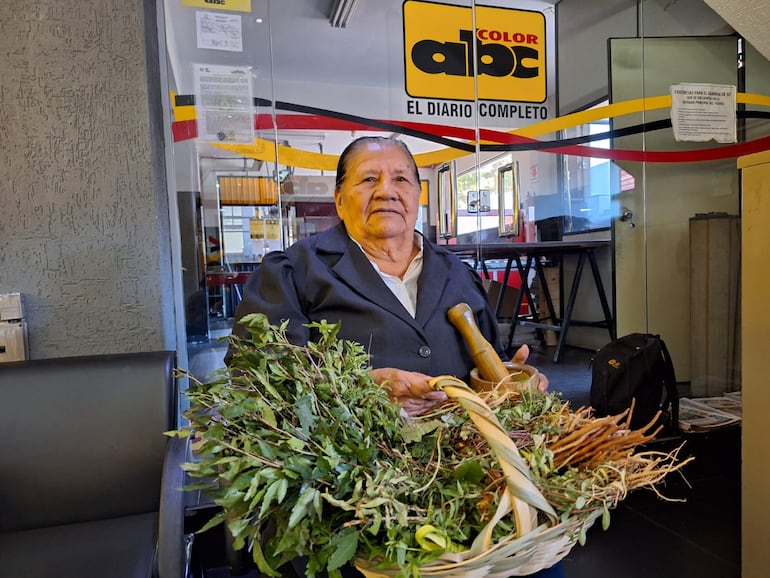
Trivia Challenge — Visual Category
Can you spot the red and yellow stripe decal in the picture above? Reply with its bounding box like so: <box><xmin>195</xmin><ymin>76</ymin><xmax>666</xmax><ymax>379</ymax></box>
<box><xmin>170</xmin><ymin>92</ymin><xmax>770</xmax><ymax>167</ymax></box>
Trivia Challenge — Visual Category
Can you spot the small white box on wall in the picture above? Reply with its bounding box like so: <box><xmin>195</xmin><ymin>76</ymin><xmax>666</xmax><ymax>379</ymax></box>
<box><xmin>0</xmin><ymin>322</ymin><xmax>28</xmax><ymax>363</ymax></box>
<box><xmin>0</xmin><ymin>293</ymin><xmax>24</xmax><ymax>321</ymax></box>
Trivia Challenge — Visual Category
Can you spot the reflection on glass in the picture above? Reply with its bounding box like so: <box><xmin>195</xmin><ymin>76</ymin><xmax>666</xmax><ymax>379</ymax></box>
<box><xmin>456</xmin><ymin>154</ymin><xmax>512</xmax><ymax>241</ymax></box>
<box><xmin>559</xmin><ymin>101</ymin><xmax>627</xmax><ymax>233</ymax></box>
<box><xmin>497</xmin><ymin>162</ymin><xmax>519</xmax><ymax>236</ymax></box>
<box><xmin>437</xmin><ymin>161</ymin><xmax>457</xmax><ymax>239</ymax></box>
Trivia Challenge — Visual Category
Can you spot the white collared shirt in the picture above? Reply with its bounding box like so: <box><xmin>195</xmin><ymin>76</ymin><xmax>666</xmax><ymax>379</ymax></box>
<box><xmin>352</xmin><ymin>234</ymin><xmax>424</xmax><ymax>317</ymax></box>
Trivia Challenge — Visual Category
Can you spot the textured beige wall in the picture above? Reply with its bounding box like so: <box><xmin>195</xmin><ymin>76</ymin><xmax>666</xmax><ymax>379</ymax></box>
<box><xmin>0</xmin><ymin>0</ymin><xmax>175</xmax><ymax>358</ymax></box>
<box><xmin>705</xmin><ymin>0</ymin><xmax>770</xmax><ymax>61</ymax></box>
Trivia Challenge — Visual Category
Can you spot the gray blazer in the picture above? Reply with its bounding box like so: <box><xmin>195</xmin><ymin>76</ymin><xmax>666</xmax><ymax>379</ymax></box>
<box><xmin>230</xmin><ymin>223</ymin><xmax>503</xmax><ymax>380</ymax></box>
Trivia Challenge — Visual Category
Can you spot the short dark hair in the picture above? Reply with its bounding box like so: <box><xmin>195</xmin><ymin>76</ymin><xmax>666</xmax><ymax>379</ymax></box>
<box><xmin>335</xmin><ymin>136</ymin><xmax>420</xmax><ymax>188</ymax></box>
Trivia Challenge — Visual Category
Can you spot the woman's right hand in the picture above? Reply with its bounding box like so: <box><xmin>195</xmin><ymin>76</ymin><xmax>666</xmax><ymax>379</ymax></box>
<box><xmin>370</xmin><ymin>367</ymin><xmax>448</xmax><ymax>416</ymax></box>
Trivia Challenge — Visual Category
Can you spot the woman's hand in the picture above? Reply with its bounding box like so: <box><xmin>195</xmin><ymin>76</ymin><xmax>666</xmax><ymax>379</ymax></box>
<box><xmin>511</xmin><ymin>344</ymin><xmax>549</xmax><ymax>393</ymax></box>
<box><xmin>370</xmin><ymin>368</ymin><xmax>448</xmax><ymax>416</ymax></box>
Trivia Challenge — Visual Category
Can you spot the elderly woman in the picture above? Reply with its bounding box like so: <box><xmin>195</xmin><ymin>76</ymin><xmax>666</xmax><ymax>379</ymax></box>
<box><xmin>232</xmin><ymin>135</ymin><xmax>546</xmax><ymax>415</ymax></box>
<box><xmin>231</xmin><ymin>135</ymin><xmax>561</xmax><ymax>578</ymax></box>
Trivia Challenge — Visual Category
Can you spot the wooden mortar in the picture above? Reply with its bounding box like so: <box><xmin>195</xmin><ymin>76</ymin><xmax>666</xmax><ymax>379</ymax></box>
<box><xmin>448</xmin><ymin>302</ymin><xmax>539</xmax><ymax>392</ymax></box>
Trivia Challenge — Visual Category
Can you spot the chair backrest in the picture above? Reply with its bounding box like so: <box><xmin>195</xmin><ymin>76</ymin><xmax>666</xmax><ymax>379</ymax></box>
<box><xmin>0</xmin><ymin>351</ymin><xmax>176</xmax><ymax>532</ymax></box>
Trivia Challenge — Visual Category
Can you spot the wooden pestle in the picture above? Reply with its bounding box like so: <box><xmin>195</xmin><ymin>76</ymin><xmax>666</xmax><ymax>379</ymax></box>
<box><xmin>447</xmin><ymin>302</ymin><xmax>510</xmax><ymax>383</ymax></box>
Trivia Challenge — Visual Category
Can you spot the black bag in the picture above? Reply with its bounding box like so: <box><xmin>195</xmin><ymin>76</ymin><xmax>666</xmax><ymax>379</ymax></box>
<box><xmin>590</xmin><ymin>333</ymin><xmax>679</xmax><ymax>433</ymax></box>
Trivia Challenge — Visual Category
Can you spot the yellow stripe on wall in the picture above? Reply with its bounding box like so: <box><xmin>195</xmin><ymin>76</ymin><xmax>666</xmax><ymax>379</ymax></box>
<box><xmin>202</xmin><ymin>93</ymin><xmax>770</xmax><ymax>170</ymax></box>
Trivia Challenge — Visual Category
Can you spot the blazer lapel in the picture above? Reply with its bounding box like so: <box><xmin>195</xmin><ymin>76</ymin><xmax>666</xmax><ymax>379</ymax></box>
<box><xmin>415</xmin><ymin>241</ymin><xmax>452</xmax><ymax>327</ymax></box>
<box><xmin>317</xmin><ymin>225</ymin><xmax>421</xmax><ymax>329</ymax></box>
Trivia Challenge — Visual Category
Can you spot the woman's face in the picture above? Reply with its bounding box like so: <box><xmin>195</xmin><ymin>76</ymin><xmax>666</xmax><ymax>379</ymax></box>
<box><xmin>334</xmin><ymin>141</ymin><xmax>421</xmax><ymax>244</ymax></box>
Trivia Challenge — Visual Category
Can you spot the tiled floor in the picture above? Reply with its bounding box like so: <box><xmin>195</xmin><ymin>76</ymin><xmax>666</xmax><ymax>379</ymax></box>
<box><xmin>185</xmin><ymin>329</ymin><xmax>741</xmax><ymax>578</ymax></box>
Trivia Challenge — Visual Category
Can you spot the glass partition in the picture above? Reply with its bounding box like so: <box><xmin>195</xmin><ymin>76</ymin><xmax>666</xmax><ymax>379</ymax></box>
<box><xmin>162</xmin><ymin>0</ymin><xmax>557</xmax><ymax>352</ymax></box>
<box><xmin>609</xmin><ymin>32</ymin><xmax>743</xmax><ymax>392</ymax></box>
<box><xmin>158</xmin><ymin>0</ymin><xmax>770</xmax><ymax>391</ymax></box>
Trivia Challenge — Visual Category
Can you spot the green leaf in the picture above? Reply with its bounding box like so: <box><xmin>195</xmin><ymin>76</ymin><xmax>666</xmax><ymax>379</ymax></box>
<box><xmin>294</xmin><ymin>394</ymin><xmax>316</xmax><ymax>435</ymax></box>
<box><xmin>228</xmin><ymin>517</ymin><xmax>250</xmax><ymax>538</ymax></box>
<box><xmin>285</xmin><ymin>454</ymin><xmax>313</xmax><ymax>479</ymax></box>
<box><xmin>358</xmin><ymin>497</ymin><xmax>390</xmax><ymax>510</ymax></box>
<box><xmin>256</xmin><ymin>438</ymin><xmax>276</xmax><ymax>460</ymax></box>
<box><xmin>400</xmin><ymin>419</ymin><xmax>442</xmax><ymax>443</ymax></box>
<box><xmin>454</xmin><ymin>460</ymin><xmax>485</xmax><ymax>485</ymax></box>
<box><xmin>258</xmin><ymin>479</ymin><xmax>283</xmax><ymax>519</ymax></box>
<box><xmin>327</xmin><ymin>527</ymin><xmax>359</xmax><ymax>571</ymax></box>
<box><xmin>602</xmin><ymin>506</ymin><xmax>611</xmax><ymax>530</ymax></box>
<box><xmin>368</xmin><ymin>510</ymin><xmax>382</xmax><ymax>535</ymax></box>
<box><xmin>312</xmin><ymin>486</ymin><xmax>323</xmax><ymax>517</ymax></box>
<box><xmin>288</xmin><ymin>486</ymin><xmax>319</xmax><ymax>529</ymax></box>
<box><xmin>251</xmin><ymin>540</ymin><xmax>282</xmax><ymax>577</ymax></box>
<box><xmin>287</xmin><ymin>437</ymin><xmax>306</xmax><ymax>452</ymax></box>
<box><xmin>273</xmin><ymin>527</ymin><xmax>303</xmax><ymax>556</ymax></box>
<box><xmin>196</xmin><ymin>510</ymin><xmax>226</xmax><ymax>534</ymax></box>
<box><xmin>578</xmin><ymin>523</ymin><xmax>589</xmax><ymax>545</ymax></box>
<box><xmin>259</xmin><ymin>400</ymin><xmax>277</xmax><ymax>427</ymax></box>
<box><xmin>217</xmin><ymin>488</ymin><xmax>245</xmax><ymax>509</ymax></box>
<box><xmin>276</xmin><ymin>477</ymin><xmax>289</xmax><ymax>504</ymax></box>
<box><xmin>322</xmin><ymin>493</ymin><xmax>356</xmax><ymax>511</ymax></box>
<box><xmin>245</xmin><ymin>473</ymin><xmax>266</xmax><ymax>502</ymax></box>
<box><xmin>164</xmin><ymin>428</ymin><xmax>193</xmax><ymax>438</ymax></box>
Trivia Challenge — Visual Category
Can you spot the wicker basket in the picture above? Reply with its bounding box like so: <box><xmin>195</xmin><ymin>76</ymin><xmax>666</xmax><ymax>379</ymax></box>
<box><xmin>355</xmin><ymin>375</ymin><xmax>603</xmax><ymax>578</ymax></box>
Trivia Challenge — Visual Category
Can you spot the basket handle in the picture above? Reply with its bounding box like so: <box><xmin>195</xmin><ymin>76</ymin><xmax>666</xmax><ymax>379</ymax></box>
<box><xmin>429</xmin><ymin>375</ymin><xmax>557</xmax><ymax>544</ymax></box>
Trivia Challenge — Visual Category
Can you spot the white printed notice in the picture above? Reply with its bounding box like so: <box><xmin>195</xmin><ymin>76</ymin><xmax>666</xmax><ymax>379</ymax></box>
<box><xmin>196</xmin><ymin>11</ymin><xmax>243</xmax><ymax>52</ymax></box>
<box><xmin>670</xmin><ymin>83</ymin><xmax>736</xmax><ymax>143</ymax></box>
<box><xmin>193</xmin><ymin>63</ymin><xmax>254</xmax><ymax>144</ymax></box>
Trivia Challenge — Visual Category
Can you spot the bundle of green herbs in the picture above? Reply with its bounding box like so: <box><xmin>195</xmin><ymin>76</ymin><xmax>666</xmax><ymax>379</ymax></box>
<box><xmin>172</xmin><ymin>313</ymin><xmax>690</xmax><ymax>578</ymax></box>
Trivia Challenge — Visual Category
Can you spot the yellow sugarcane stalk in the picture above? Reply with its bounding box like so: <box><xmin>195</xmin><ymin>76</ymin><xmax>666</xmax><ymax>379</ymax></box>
<box><xmin>429</xmin><ymin>375</ymin><xmax>557</xmax><ymax>542</ymax></box>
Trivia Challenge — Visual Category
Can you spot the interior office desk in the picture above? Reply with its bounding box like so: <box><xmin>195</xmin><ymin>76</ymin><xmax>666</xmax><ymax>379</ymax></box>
<box><xmin>446</xmin><ymin>240</ymin><xmax>616</xmax><ymax>363</ymax></box>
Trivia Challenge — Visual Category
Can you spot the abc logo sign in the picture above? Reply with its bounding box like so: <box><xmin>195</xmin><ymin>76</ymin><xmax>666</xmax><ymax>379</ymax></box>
<box><xmin>404</xmin><ymin>1</ymin><xmax>547</xmax><ymax>103</ymax></box>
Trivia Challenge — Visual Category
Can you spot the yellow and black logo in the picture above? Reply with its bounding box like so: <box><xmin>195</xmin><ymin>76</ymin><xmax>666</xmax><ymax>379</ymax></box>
<box><xmin>181</xmin><ymin>0</ymin><xmax>251</xmax><ymax>11</ymax></box>
<box><xmin>403</xmin><ymin>0</ymin><xmax>546</xmax><ymax>103</ymax></box>
<box><xmin>608</xmin><ymin>358</ymin><xmax>621</xmax><ymax>369</ymax></box>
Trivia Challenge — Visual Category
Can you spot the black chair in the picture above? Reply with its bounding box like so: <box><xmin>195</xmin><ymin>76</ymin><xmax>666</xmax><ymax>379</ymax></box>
<box><xmin>0</xmin><ymin>351</ymin><xmax>188</xmax><ymax>578</ymax></box>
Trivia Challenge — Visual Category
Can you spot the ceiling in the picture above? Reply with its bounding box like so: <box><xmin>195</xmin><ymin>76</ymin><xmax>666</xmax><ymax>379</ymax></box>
<box><xmin>321</xmin><ymin>0</ymin><xmax>770</xmax><ymax>63</ymax></box>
